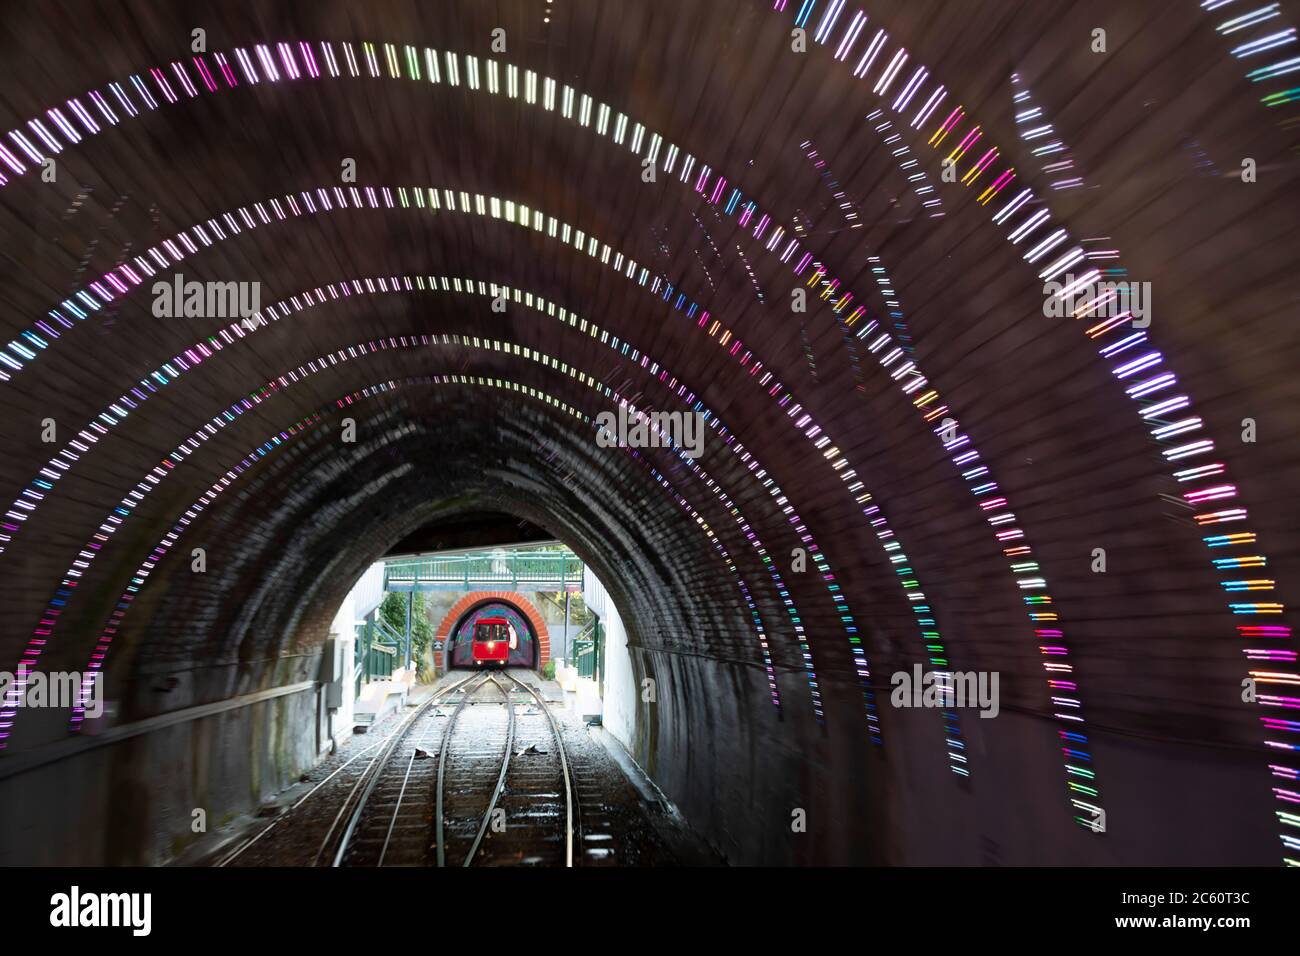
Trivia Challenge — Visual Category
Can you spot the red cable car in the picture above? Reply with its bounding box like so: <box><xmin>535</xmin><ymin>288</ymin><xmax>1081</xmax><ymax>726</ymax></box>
<box><xmin>471</xmin><ymin>616</ymin><xmax>513</xmax><ymax>667</ymax></box>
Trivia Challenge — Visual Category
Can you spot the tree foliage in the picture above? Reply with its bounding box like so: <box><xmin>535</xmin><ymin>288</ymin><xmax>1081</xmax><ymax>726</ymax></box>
<box><xmin>379</xmin><ymin>591</ymin><xmax>437</xmax><ymax>681</ymax></box>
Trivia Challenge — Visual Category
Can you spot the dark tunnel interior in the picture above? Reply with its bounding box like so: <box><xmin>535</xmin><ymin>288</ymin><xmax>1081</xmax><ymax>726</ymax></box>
<box><xmin>0</xmin><ymin>0</ymin><xmax>1298</xmax><ymax>893</ymax></box>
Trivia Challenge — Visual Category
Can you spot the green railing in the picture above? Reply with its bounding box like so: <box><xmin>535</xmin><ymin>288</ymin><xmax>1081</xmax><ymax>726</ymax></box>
<box><xmin>384</xmin><ymin>549</ymin><xmax>583</xmax><ymax>592</ymax></box>
<box><xmin>572</xmin><ymin>619</ymin><xmax>602</xmax><ymax>681</ymax></box>
<box><xmin>354</xmin><ymin>613</ymin><xmax>402</xmax><ymax>697</ymax></box>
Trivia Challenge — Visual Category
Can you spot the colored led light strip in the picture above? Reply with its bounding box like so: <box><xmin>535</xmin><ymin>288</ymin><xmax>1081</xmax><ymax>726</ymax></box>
<box><xmin>773</xmin><ymin>1</ymin><xmax>1296</xmax><ymax>852</ymax></box>
<box><xmin>863</xmin><ymin>111</ymin><xmax>945</xmax><ymax>215</ymax></box>
<box><xmin>768</xmin><ymin>7</ymin><xmax>1104</xmax><ymax>816</ymax></box>
<box><xmin>769</xmin><ymin>0</ymin><xmax>1107</xmax><ymax>826</ymax></box>
<box><xmin>1010</xmin><ymin>73</ymin><xmax>1085</xmax><ymax>191</ymax></box>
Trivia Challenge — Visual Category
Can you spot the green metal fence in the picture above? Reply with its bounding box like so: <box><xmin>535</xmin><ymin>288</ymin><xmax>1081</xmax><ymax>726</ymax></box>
<box><xmin>354</xmin><ymin>612</ymin><xmax>402</xmax><ymax>697</ymax></box>
<box><xmin>573</xmin><ymin>619</ymin><xmax>603</xmax><ymax>682</ymax></box>
<box><xmin>384</xmin><ymin>549</ymin><xmax>583</xmax><ymax>592</ymax></box>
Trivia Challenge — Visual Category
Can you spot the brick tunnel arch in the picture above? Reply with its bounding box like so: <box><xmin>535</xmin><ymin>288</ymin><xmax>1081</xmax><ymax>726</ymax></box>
<box><xmin>0</xmin><ymin>0</ymin><xmax>1295</xmax><ymax>871</ymax></box>
<box><xmin>0</xmin><ymin>383</ymin><xmax>832</xmax><ymax>866</ymax></box>
<box><xmin>434</xmin><ymin>591</ymin><xmax>552</xmax><ymax>672</ymax></box>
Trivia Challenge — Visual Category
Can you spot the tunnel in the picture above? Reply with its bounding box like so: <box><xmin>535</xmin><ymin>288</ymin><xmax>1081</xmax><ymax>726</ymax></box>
<box><xmin>0</xmin><ymin>0</ymin><xmax>1297</xmax><ymax>893</ymax></box>
<box><xmin>443</xmin><ymin>596</ymin><xmax>543</xmax><ymax>670</ymax></box>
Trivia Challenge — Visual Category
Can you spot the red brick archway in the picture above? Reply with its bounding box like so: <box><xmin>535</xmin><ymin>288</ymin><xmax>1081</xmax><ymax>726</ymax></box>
<box><xmin>433</xmin><ymin>591</ymin><xmax>551</xmax><ymax>671</ymax></box>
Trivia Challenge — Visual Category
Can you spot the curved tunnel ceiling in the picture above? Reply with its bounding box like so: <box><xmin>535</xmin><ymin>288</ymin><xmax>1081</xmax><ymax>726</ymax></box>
<box><xmin>0</xmin><ymin>0</ymin><xmax>1297</xmax><ymax>866</ymax></box>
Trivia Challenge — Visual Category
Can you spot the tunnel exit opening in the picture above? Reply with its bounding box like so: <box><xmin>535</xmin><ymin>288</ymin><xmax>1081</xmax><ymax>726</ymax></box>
<box><xmin>444</xmin><ymin>597</ymin><xmax>541</xmax><ymax>670</ymax></box>
<box><xmin>333</xmin><ymin>538</ymin><xmax>639</xmax><ymax>736</ymax></box>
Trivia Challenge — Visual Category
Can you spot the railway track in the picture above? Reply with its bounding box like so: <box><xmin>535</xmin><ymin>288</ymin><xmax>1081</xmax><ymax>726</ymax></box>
<box><xmin>216</xmin><ymin>669</ymin><xmax>577</xmax><ymax>868</ymax></box>
<box><xmin>437</xmin><ymin>670</ymin><xmax>578</xmax><ymax>867</ymax></box>
<box><xmin>330</xmin><ymin>672</ymin><xmax>492</xmax><ymax>866</ymax></box>
<box><xmin>215</xmin><ymin>671</ymin><xmax>483</xmax><ymax>867</ymax></box>
<box><xmin>434</xmin><ymin>673</ymin><xmax>515</xmax><ymax>866</ymax></box>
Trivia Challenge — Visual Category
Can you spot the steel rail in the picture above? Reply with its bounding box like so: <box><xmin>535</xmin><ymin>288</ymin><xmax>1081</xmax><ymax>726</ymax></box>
<box><xmin>460</xmin><ymin>674</ymin><xmax>517</xmax><ymax>866</ymax></box>
<box><xmin>328</xmin><ymin>672</ymin><xmax>487</xmax><ymax>867</ymax></box>
<box><xmin>212</xmin><ymin>675</ymin><xmax>474</xmax><ymax>868</ymax></box>
<box><xmin>375</xmin><ymin>678</ymin><xmax>468</xmax><ymax>865</ymax></box>
<box><xmin>434</xmin><ymin>670</ymin><xmax>498</xmax><ymax>866</ymax></box>
<box><xmin>499</xmin><ymin>670</ymin><xmax>578</xmax><ymax>867</ymax></box>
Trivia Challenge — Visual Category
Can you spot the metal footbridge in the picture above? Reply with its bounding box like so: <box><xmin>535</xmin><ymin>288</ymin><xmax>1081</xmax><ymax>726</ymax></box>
<box><xmin>383</xmin><ymin>548</ymin><xmax>584</xmax><ymax>592</ymax></box>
